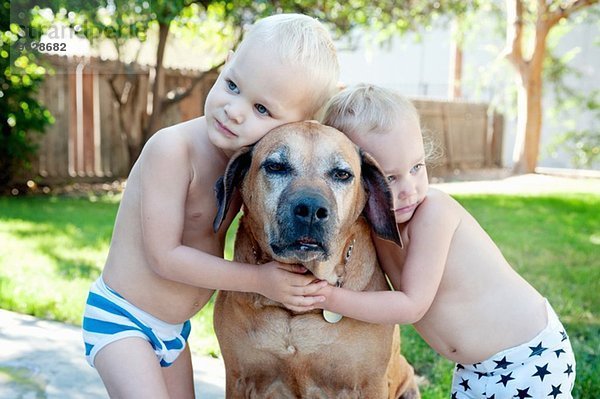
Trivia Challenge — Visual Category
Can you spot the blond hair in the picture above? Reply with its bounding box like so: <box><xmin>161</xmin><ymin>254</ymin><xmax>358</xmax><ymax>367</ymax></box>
<box><xmin>322</xmin><ymin>83</ymin><xmax>419</xmax><ymax>137</ymax></box>
<box><xmin>239</xmin><ymin>14</ymin><xmax>339</xmax><ymax>118</ymax></box>
<box><xmin>322</xmin><ymin>84</ymin><xmax>440</xmax><ymax>162</ymax></box>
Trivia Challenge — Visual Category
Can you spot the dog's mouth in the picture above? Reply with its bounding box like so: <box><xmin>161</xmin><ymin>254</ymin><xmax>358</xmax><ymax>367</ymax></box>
<box><xmin>292</xmin><ymin>237</ymin><xmax>324</xmax><ymax>252</ymax></box>
<box><xmin>270</xmin><ymin>236</ymin><xmax>328</xmax><ymax>261</ymax></box>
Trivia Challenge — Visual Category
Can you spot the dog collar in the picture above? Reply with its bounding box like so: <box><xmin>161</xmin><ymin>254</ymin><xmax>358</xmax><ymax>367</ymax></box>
<box><xmin>333</xmin><ymin>238</ymin><xmax>355</xmax><ymax>288</ymax></box>
<box><xmin>323</xmin><ymin>238</ymin><xmax>355</xmax><ymax>324</ymax></box>
<box><xmin>345</xmin><ymin>239</ymin><xmax>354</xmax><ymax>262</ymax></box>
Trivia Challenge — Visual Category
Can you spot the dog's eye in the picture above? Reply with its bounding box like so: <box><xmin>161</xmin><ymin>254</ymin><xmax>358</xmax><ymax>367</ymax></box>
<box><xmin>332</xmin><ymin>169</ymin><xmax>353</xmax><ymax>182</ymax></box>
<box><xmin>263</xmin><ymin>161</ymin><xmax>289</xmax><ymax>174</ymax></box>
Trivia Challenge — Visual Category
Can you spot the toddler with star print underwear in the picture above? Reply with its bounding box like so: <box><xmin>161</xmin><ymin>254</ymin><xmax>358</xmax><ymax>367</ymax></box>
<box><xmin>309</xmin><ymin>83</ymin><xmax>576</xmax><ymax>399</ymax></box>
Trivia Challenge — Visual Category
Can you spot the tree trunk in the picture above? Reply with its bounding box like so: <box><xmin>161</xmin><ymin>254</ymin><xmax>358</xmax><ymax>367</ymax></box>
<box><xmin>508</xmin><ymin>1</ymin><xmax>551</xmax><ymax>174</ymax></box>
<box><xmin>143</xmin><ymin>22</ymin><xmax>170</xmax><ymax>149</ymax></box>
<box><xmin>119</xmin><ymin>77</ymin><xmax>145</xmax><ymax>171</ymax></box>
<box><xmin>512</xmin><ymin>67</ymin><xmax>543</xmax><ymax>173</ymax></box>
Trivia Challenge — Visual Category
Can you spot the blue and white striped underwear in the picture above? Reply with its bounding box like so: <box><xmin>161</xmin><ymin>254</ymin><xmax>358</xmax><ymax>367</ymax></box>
<box><xmin>82</xmin><ymin>276</ymin><xmax>191</xmax><ymax>368</ymax></box>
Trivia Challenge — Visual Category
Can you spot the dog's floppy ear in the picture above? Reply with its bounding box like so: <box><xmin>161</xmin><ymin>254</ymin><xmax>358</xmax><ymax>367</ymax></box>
<box><xmin>360</xmin><ymin>149</ymin><xmax>403</xmax><ymax>247</ymax></box>
<box><xmin>213</xmin><ymin>145</ymin><xmax>253</xmax><ymax>232</ymax></box>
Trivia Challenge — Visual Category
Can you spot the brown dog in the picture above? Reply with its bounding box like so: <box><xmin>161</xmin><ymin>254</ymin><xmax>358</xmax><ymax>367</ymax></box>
<box><xmin>213</xmin><ymin>121</ymin><xmax>420</xmax><ymax>398</ymax></box>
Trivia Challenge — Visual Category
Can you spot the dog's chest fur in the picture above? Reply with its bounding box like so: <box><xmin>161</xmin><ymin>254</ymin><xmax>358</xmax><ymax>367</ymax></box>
<box><xmin>246</xmin><ymin>306</ymin><xmax>339</xmax><ymax>355</ymax></box>
<box><xmin>229</xmin><ymin>294</ymin><xmax>394</xmax><ymax>366</ymax></box>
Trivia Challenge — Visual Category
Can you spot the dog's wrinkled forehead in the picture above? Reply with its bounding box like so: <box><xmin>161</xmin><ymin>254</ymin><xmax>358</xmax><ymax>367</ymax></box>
<box><xmin>253</xmin><ymin>122</ymin><xmax>361</xmax><ymax>173</ymax></box>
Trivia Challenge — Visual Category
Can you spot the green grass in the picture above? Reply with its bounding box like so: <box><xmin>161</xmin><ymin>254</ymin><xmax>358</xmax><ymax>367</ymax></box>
<box><xmin>0</xmin><ymin>191</ymin><xmax>598</xmax><ymax>398</ymax></box>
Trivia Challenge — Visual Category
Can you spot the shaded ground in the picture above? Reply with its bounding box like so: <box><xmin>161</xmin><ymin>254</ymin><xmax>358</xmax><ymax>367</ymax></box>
<box><xmin>0</xmin><ymin>309</ymin><xmax>225</xmax><ymax>399</ymax></box>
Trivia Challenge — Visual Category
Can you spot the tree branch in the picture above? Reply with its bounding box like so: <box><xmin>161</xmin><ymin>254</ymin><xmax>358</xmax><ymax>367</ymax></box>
<box><xmin>107</xmin><ymin>75</ymin><xmax>124</xmax><ymax>105</ymax></box>
<box><xmin>547</xmin><ymin>0</ymin><xmax>599</xmax><ymax>26</ymax></box>
<box><xmin>162</xmin><ymin>60</ymin><xmax>225</xmax><ymax>108</ymax></box>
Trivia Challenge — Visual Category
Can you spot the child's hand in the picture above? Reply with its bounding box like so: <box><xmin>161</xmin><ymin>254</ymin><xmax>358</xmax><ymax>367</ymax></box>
<box><xmin>257</xmin><ymin>261</ymin><xmax>328</xmax><ymax>312</ymax></box>
<box><xmin>308</xmin><ymin>283</ymin><xmax>334</xmax><ymax>310</ymax></box>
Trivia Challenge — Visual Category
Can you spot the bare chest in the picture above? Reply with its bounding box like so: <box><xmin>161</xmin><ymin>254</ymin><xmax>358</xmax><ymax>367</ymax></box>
<box><xmin>181</xmin><ymin>182</ymin><xmax>233</xmax><ymax>251</ymax></box>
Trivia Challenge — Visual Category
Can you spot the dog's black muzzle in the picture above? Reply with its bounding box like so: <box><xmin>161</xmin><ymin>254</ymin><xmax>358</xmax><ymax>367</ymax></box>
<box><xmin>270</xmin><ymin>187</ymin><xmax>334</xmax><ymax>262</ymax></box>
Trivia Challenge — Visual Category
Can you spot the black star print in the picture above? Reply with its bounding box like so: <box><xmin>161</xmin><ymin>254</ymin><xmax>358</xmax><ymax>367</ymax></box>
<box><xmin>554</xmin><ymin>348</ymin><xmax>566</xmax><ymax>358</ymax></box>
<box><xmin>532</xmin><ymin>363</ymin><xmax>551</xmax><ymax>381</ymax></box>
<box><xmin>528</xmin><ymin>341</ymin><xmax>548</xmax><ymax>357</ymax></box>
<box><xmin>548</xmin><ymin>384</ymin><xmax>562</xmax><ymax>398</ymax></box>
<box><xmin>560</xmin><ymin>330</ymin><xmax>568</xmax><ymax>341</ymax></box>
<box><xmin>564</xmin><ymin>363</ymin><xmax>574</xmax><ymax>377</ymax></box>
<box><xmin>475</xmin><ymin>371</ymin><xmax>488</xmax><ymax>379</ymax></box>
<box><xmin>493</xmin><ymin>356</ymin><xmax>513</xmax><ymax>370</ymax></box>
<box><xmin>514</xmin><ymin>387</ymin><xmax>533</xmax><ymax>398</ymax></box>
<box><xmin>473</xmin><ymin>362</ymin><xmax>480</xmax><ymax>369</ymax></box>
<box><xmin>451</xmin><ymin>392</ymin><xmax>458</xmax><ymax>399</ymax></box>
<box><xmin>486</xmin><ymin>395</ymin><xmax>495</xmax><ymax>399</ymax></box>
<box><xmin>496</xmin><ymin>371</ymin><xmax>515</xmax><ymax>387</ymax></box>
<box><xmin>459</xmin><ymin>377</ymin><xmax>471</xmax><ymax>392</ymax></box>
<box><xmin>456</xmin><ymin>363</ymin><xmax>465</xmax><ymax>370</ymax></box>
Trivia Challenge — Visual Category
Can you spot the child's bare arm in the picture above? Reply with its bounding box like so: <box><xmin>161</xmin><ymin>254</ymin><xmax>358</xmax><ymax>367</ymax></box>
<box><xmin>137</xmin><ymin>131</ymin><xmax>324</xmax><ymax>308</ymax></box>
<box><xmin>314</xmin><ymin>193</ymin><xmax>460</xmax><ymax>324</ymax></box>
<box><xmin>315</xmin><ymin>287</ymin><xmax>426</xmax><ymax>324</ymax></box>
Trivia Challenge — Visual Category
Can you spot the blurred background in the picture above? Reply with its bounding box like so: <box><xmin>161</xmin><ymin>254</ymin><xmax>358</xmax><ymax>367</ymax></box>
<box><xmin>2</xmin><ymin>0</ymin><xmax>598</xmax><ymax>192</ymax></box>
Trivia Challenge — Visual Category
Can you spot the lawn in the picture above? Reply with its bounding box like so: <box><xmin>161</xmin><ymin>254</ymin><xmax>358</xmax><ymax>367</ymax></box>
<box><xmin>0</xmin><ymin>190</ymin><xmax>598</xmax><ymax>398</ymax></box>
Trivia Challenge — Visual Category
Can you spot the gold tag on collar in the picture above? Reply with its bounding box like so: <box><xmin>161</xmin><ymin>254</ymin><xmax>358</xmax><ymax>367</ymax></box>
<box><xmin>323</xmin><ymin>310</ymin><xmax>343</xmax><ymax>323</ymax></box>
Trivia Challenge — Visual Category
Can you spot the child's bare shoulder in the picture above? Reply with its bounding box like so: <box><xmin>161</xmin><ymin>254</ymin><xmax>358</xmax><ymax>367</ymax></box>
<box><xmin>420</xmin><ymin>188</ymin><xmax>460</xmax><ymax>214</ymax></box>
<box><xmin>409</xmin><ymin>188</ymin><xmax>462</xmax><ymax>232</ymax></box>
<box><xmin>147</xmin><ymin>117</ymin><xmax>204</xmax><ymax>150</ymax></box>
<box><xmin>138</xmin><ymin>118</ymin><xmax>211</xmax><ymax>171</ymax></box>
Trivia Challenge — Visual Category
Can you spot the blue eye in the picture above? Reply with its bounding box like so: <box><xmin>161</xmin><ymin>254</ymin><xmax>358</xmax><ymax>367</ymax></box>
<box><xmin>226</xmin><ymin>80</ymin><xmax>239</xmax><ymax>94</ymax></box>
<box><xmin>255</xmin><ymin>104</ymin><xmax>270</xmax><ymax>116</ymax></box>
<box><xmin>410</xmin><ymin>163</ymin><xmax>425</xmax><ymax>174</ymax></box>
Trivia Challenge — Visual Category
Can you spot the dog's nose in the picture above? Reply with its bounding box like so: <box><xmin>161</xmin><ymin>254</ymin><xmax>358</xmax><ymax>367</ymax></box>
<box><xmin>293</xmin><ymin>194</ymin><xmax>329</xmax><ymax>226</ymax></box>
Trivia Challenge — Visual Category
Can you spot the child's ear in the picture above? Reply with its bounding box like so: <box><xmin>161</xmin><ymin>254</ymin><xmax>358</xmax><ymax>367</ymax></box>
<box><xmin>360</xmin><ymin>149</ymin><xmax>403</xmax><ymax>247</ymax></box>
<box><xmin>213</xmin><ymin>145</ymin><xmax>253</xmax><ymax>232</ymax></box>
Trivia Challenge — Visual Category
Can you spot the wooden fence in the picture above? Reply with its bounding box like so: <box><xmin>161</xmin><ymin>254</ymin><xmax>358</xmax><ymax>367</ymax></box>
<box><xmin>413</xmin><ymin>99</ymin><xmax>503</xmax><ymax>177</ymax></box>
<box><xmin>28</xmin><ymin>55</ymin><xmax>218</xmax><ymax>182</ymax></box>
<box><xmin>24</xmin><ymin>56</ymin><xmax>502</xmax><ymax>183</ymax></box>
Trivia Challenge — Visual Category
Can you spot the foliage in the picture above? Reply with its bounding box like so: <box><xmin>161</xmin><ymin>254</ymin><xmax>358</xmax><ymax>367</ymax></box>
<box><xmin>0</xmin><ymin>1</ymin><xmax>54</xmax><ymax>190</ymax></box>
<box><xmin>0</xmin><ymin>190</ymin><xmax>599</xmax><ymax>397</ymax></box>
<box><xmin>548</xmin><ymin>126</ymin><xmax>600</xmax><ymax>169</ymax></box>
<box><xmin>544</xmin><ymin>15</ymin><xmax>600</xmax><ymax>169</ymax></box>
<box><xmin>547</xmin><ymin>100</ymin><xmax>600</xmax><ymax>169</ymax></box>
